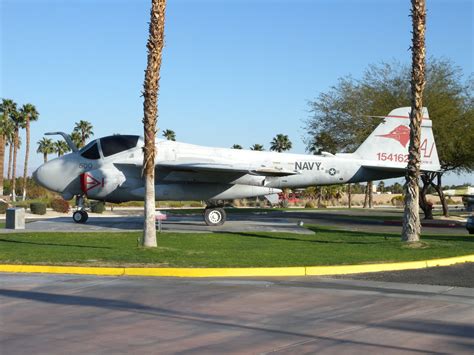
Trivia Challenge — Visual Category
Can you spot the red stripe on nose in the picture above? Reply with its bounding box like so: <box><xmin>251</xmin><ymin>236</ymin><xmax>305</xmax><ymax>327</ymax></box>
<box><xmin>80</xmin><ymin>173</ymin><xmax>87</xmax><ymax>194</ymax></box>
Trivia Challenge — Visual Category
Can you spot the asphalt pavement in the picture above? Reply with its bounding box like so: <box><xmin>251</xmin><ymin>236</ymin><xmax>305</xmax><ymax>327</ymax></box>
<box><xmin>1</xmin><ymin>272</ymin><xmax>473</xmax><ymax>354</ymax></box>
<box><xmin>338</xmin><ymin>263</ymin><xmax>474</xmax><ymax>288</ymax></box>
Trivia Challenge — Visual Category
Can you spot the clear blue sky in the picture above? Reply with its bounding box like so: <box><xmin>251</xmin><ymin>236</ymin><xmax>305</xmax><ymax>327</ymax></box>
<box><xmin>1</xmin><ymin>0</ymin><xmax>473</xmax><ymax>185</ymax></box>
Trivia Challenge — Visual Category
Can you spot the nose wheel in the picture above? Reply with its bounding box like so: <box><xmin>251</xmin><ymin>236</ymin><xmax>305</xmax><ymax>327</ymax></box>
<box><xmin>204</xmin><ymin>207</ymin><xmax>226</xmax><ymax>226</ymax></box>
<box><xmin>73</xmin><ymin>210</ymin><xmax>89</xmax><ymax>224</ymax></box>
<box><xmin>72</xmin><ymin>195</ymin><xmax>89</xmax><ymax>224</ymax></box>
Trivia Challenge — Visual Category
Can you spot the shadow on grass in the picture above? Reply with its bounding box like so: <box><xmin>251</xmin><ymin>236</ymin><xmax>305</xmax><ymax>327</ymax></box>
<box><xmin>307</xmin><ymin>226</ymin><xmax>474</xmax><ymax>243</ymax></box>
<box><xmin>0</xmin><ymin>238</ymin><xmax>112</xmax><ymax>249</ymax></box>
<box><xmin>223</xmin><ymin>231</ymin><xmax>390</xmax><ymax>245</ymax></box>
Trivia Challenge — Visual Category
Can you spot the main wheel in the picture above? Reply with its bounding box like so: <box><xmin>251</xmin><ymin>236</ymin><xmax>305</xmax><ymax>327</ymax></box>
<box><xmin>73</xmin><ymin>210</ymin><xmax>89</xmax><ymax>224</ymax></box>
<box><xmin>204</xmin><ymin>208</ymin><xmax>226</xmax><ymax>226</ymax></box>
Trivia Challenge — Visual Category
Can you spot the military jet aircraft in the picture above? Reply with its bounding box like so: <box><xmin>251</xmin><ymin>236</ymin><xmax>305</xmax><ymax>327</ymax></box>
<box><xmin>33</xmin><ymin>107</ymin><xmax>440</xmax><ymax>226</ymax></box>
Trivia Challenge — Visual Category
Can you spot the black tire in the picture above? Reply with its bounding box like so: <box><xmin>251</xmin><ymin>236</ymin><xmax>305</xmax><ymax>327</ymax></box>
<box><xmin>469</xmin><ymin>230</ymin><xmax>474</xmax><ymax>235</ymax></box>
<box><xmin>204</xmin><ymin>208</ymin><xmax>226</xmax><ymax>226</ymax></box>
<box><xmin>73</xmin><ymin>210</ymin><xmax>88</xmax><ymax>224</ymax></box>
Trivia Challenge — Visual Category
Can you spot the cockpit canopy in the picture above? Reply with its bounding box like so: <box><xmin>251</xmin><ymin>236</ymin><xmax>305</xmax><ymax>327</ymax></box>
<box><xmin>80</xmin><ymin>135</ymin><xmax>140</xmax><ymax>160</ymax></box>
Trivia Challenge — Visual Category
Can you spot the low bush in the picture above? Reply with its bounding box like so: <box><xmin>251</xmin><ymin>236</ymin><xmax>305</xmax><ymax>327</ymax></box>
<box><xmin>189</xmin><ymin>201</ymin><xmax>204</xmax><ymax>207</ymax></box>
<box><xmin>90</xmin><ymin>201</ymin><xmax>105</xmax><ymax>214</ymax></box>
<box><xmin>279</xmin><ymin>200</ymin><xmax>289</xmax><ymax>208</ymax></box>
<box><xmin>391</xmin><ymin>195</ymin><xmax>404</xmax><ymax>206</ymax></box>
<box><xmin>446</xmin><ymin>197</ymin><xmax>457</xmax><ymax>205</ymax></box>
<box><xmin>0</xmin><ymin>201</ymin><xmax>9</xmax><ymax>214</ymax></box>
<box><xmin>51</xmin><ymin>198</ymin><xmax>70</xmax><ymax>213</ymax></box>
<box><xmin>305</xmin><ymin>201</ymin><xmax>316</xmax><ymax>209</ymax></box>
<box><xmin>30</xmin><ymin>202</ymin><xmax>47</xmax><ymax>215</ymax></box>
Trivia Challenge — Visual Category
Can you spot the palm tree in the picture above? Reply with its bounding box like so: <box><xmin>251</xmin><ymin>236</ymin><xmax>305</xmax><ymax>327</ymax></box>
<box><xmin>162</xmin><ymin>129</ymin><xmax>176</xmax><ymax>141</ymax></box>
<box><xmin>0</xmin><ymin>99</ymin><xmax>17</xmax><ymax>195</ymax></box>
<box><xmin>141</xmin><ymin>0</ymin><xmax>167</xmax><ymax>248</ymax></box>
<box><xmin>6</xmin><ymin>126</ymin><xmax>15</xmax><ymax>181</ymax></box>
<box><xmin>73</xmin><ymin>120</ymin><xmax>94</xmax><ymax>147</ymax></box>
<box><xmin>402</xmin><ymin>0</ymin><xmax>426</xmax><ymax>243</ymax></box>
<box><xmin>270</xmin><ymin>134</ymin><xmax>292</xmax><ymax>152</ymax></box>
<box><xmin>250</xmin><ymin>144</ymin><xmax>264</xmax><ymax>151</ymax></box>
<box><xmin>69</xmin><ymin>131</ymin><xmax>83</xmax><ymax>148</ymax></box>
<box><xmin>54</xmin><ymin>140</ymin><xmax>70</xmax><ymax>157</ymax></box>
<box><xmin>20</xmin><ymin>103</ymin><xmax>39</xmax><ymax>200</ymax></box>
<box><xmin>231</xmin><ymin>144</ymin><xmax>243</xmax><ymax>149</ymax></box>
<box><xmin>37</xmin><ymin>138</ymin><xmax>55</xmax><ymax>163</ymax></box>
<box><xmin>10</xmin><ymin>109</ymin><xmax>24</xmax><ymax>201</ymax></box>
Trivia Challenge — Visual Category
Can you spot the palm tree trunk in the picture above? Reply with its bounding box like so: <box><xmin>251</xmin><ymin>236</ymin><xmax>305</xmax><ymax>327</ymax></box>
<box><xmin>369</xmin><ymin>181</ymin><xmax>373</xmax><ymax>208</ymax></box>
<box><xmin>141</xmin><ymin>0</ymin><xmax>166</xmax><ymax>247</ymax></box>
<box><xmin>402</xmin><ymin>0</ymin><xmax>426</xmax><ymax>242</ymax></box>
<box><xmin>7</xmin><ymin>143</ymin><xmax>12</xmax><ymax>181</ymax></box>
<box><xmin>419</xmin><ymin>173</ymin><xmax>433</xmax><ymax>219</ymax></box>
<box><xmin>22</xmin><ymin>117</ymin><xmax>30</xmax><ymax>200</ymax></box>
<box><xmin>347</xmin><ymin>183</ymin><xmax>352</xmax><ymax>209</ymax></box>
<box><xmin>432</xmin><ymin>172</ymin><xmax>449</xmax><ymax>217</ymax></box>
<box><xmin>0</xmin><ymin>135</ymin><xmax>5</xmax><ymax>196</ymax></box>
<box><xmin>12</xmin><ymin>127</ymin><xmax>19</xmax><ymax>201</ymax></box>
<box><xmin>43</xmin><ymin>153</ymin><xmax>47</xmax><ymax>163</ymax></box>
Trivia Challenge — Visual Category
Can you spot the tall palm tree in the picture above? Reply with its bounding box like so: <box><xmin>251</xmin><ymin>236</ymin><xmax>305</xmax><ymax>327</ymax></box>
<box><xmin>10</xmin><ymin>109</ymin><xmax>24</xmax><ymax>201</ymax></box>
<box><xmin>231</xmin><ymin>144</ymin><xmax>242</xmax><ymax>149</ymax></box>
<box><xmin>250</xmin><ymin>144</ymin><xmax>264</xmax><ymax>151</ymax></box>
<box><xmin>0</xmin><ymin>99</ymin><xmax>17</xmax><ymax>195</ymax></box>
<box><xmin>270</xmin><ymin>134</ymin><xmax>292</xmax><ymax>152</ymax></box>
<box><xmin>142</xmin><ymin>0</ymin><xmax>167</xmax><ymax>247</ymax></box>
<box><xmin>37</xmin><ymin>138</ymin><xmax>55</xmax><ymax>163</ymax></box>
<box><xmin>402</xmin><ymin>0</ymin><xmax>426</xmax><ymax>243</ymax></box>
<box><xmin>69</xmin><ymin>131</ymin><xmax>83</xmax><ymax>148</ymax></box>
<box><xmin>54</xmin><ymin>140</ymin><xmax>70</xmax><ymax>157</ymax></box>
<box><xmin>6</xmin><ymin>127</ymin><xmax>15</xmax><ymax>181</ymax></box>
<box><xmin>20</xmin><ymin>103</ymin><xmax>39</xmax><ymax>200</ymax></box>
<box><xmin>162</xmin><ymin>129</ymin><xmax>175</xmax><ymax>141</ymax></box>
<box><xmin>73</xmin><ymin>120</ymin><xmax>94</xmax><ymax>147</ymax></box>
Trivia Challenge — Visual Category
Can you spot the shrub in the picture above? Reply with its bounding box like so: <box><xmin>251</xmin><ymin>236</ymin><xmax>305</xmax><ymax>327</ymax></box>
<box><xmin>167</xmin><ymin>201</ymin><xmax>184</xmax><ymax>208</ymax></box>
<box><xmin>30</xmin><ymin>202</ymin><xmax>47</xmax><ymax>215</ymax></box>
<box><xmin>189</xmin><ymin>201</ymin><xmax>204</xmax><ymax>207</ymax></box>
<box><xmin>0</xmin><ymin>201</ymin><xmax>8</xmax><ymax>214</ymax></box>
<box><xmin>90</xmin><ymin>201</ymin><xmax>105</xmax><ymax>214</ymax></box>
<box><xmin>446</xmin><ymin>197</ymin><xmax>457</xmax><ymax>205</ymax></box>
<box><xmin>51</xmin><ymin>198</ymin><xmax>70</xmax><ymax>213</ymax></box>
<box><xmin>279</xmin><ymin>200</ymin><xmax>289</xmax><ymax>208</ymax></box>
<box><xmin>305</xmin><ymin>201</ymin><xmax>316</xmax><ymax>209</ymax></box>
<box><xmin>391</xmin><ymin>195</ymin><xmax>404</xmax><ymax>206</ymax></box>
<box><xmin>14</xmin><ymin>202</ymin><xmax>28</xmax><ymax>209</ymax></box>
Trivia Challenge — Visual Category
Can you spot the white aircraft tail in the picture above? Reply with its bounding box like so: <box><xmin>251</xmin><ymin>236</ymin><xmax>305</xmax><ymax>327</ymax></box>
<box><xmin>353</xmin><ymin>107</ymin><xmax>440</xmax><ymax>172</ymax></box>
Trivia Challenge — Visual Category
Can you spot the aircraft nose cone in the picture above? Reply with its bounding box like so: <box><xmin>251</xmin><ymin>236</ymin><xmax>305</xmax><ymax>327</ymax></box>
<box><xmin>33</xmin><ymin>163</ymin><xmax>57</xmax><ymax>191</ymax></box>
<box><xmin>33</xmin><ymin>158</ymin><xmax>76</xmax><ymax>193</ymax></box>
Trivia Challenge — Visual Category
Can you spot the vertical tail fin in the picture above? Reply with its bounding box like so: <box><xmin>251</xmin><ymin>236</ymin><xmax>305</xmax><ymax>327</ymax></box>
<box><xmin>354</xmin><ymin>107</ymin><xmax>440</xmax><ymax>172</ymax></box>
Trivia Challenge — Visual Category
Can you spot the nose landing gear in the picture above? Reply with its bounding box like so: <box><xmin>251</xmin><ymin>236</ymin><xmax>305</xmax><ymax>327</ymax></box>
<box><xmin>72</xmin><ymin>195</ymin><xmax>89</xmax><ymax>224</ymax></box>
<box><xmin>73</xmin><ymin>210</ymin><xmax>89</xmax><ymax>223</ymax></box>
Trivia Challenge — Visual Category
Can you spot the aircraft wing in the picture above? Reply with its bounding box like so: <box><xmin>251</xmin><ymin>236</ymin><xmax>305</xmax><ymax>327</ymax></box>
<box><xmin>159</xmin><ymin>162</ymin><xmax>298</xmax><ymax>177</ymax></box>
<box><xmin>115</xmin><ymin>162</ymin><xmax>298</xmax><ymax>177</ymax></box>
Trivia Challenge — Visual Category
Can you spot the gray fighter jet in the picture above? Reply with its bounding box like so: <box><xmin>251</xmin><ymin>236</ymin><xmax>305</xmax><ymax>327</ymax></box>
<box><xmin>33</xmin><ymin>107</ymin><xmax>440</xmax><ymax>226</ymax></box>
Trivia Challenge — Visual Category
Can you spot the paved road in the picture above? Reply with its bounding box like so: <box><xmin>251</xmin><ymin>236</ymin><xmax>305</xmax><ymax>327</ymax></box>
<box><xmin>1</xmin><ymin>208</ymin><xmax>468</xmax><ymax>236</ymax></box>
<box><xmin>339</xmin><ymin>263</ymin><xmax>474</xmax><ymax>288</ymax></box>
<box><xmin>0</xmin><ymin>214</ymin><xmax>314</xmax><ymax>235</ymax></box>
<box><xmin>1</xmin><ymin>273</ymin><xmax>473</xmax><ymax>354</ymax></box>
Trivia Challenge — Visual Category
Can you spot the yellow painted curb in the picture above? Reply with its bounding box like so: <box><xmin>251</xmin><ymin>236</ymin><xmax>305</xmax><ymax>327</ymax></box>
<box><xmin>124</xmin><ymin>267</ymin><xmax>306</xmax><ymax>278</ymax></box>
<box><xmin>0</xmin><ymin>254</ymin><xmax>472</xmax><ymax>278</ymax></box>
<box><xmin>305</xmin><ymin>260</ymin><xmax>429</xmax><ymax>276</ymax></box>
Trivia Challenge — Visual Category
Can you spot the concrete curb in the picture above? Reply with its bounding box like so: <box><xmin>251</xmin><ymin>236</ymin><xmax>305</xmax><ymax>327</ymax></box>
<box><xmin>1</xmin><ymin>254</ymin><xmax>473</xmax><ymax>278</ymax></box>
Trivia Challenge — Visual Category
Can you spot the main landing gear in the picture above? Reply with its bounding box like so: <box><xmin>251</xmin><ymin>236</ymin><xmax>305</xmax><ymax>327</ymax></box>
<box><xmin>72</xmin><ymin>195</ymin><xmax>89</xmax><ymax>224</ymax></box>
<box><xmin>203</xmin><ymin>206</ymin><xmax>226</xmax><ymax>226</ymax></box>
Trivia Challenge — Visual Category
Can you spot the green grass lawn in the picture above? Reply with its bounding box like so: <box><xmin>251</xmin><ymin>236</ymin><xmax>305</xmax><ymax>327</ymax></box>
<box><xmin>0</xmin><ymin>225</ymin><xmax>472</xmax><ymax>267</ymax></box>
